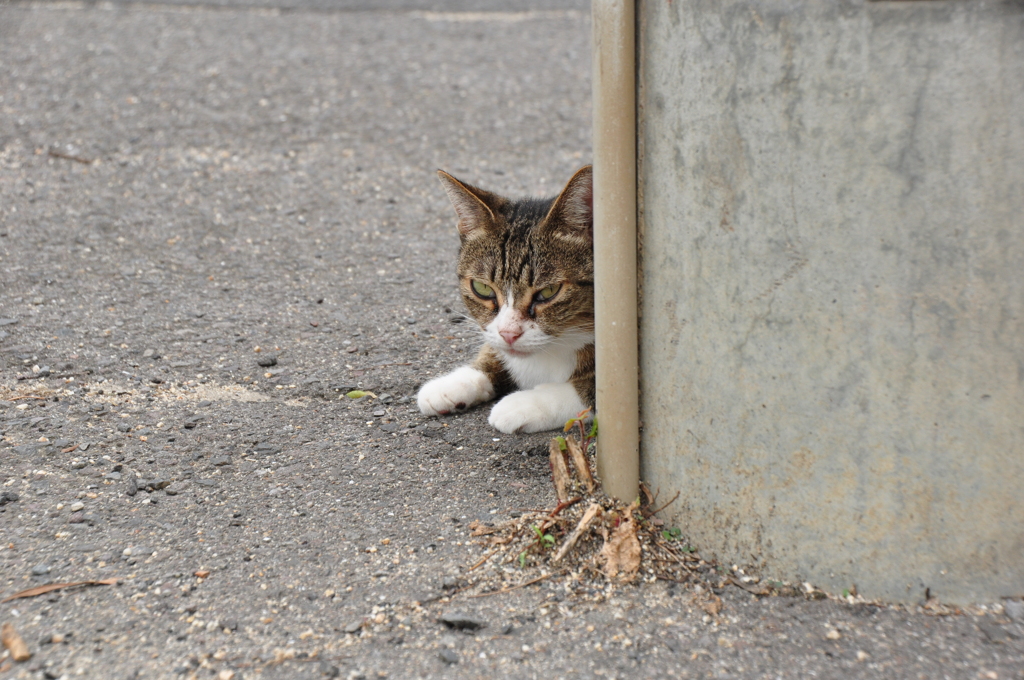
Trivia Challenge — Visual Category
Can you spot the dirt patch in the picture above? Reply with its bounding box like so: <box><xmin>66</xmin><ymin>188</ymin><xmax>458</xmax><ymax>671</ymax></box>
<box><xmin>453</xmin><ymin>419</ymin><xmax>811</xmax><ymax>608</ymax></box>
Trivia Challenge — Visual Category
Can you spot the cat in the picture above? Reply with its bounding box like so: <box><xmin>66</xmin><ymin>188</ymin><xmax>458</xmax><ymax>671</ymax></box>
<box><xmin>417</xmin><ymin>165</ymin><xmax>595</xmax><ymax>434</ymax></box>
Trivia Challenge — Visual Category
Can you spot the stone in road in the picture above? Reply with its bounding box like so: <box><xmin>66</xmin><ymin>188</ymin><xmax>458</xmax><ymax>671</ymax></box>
<box><xmin>0</xmin><ymin>1</ymin><xmax>1021</xmax><ymax>678</ymax></box>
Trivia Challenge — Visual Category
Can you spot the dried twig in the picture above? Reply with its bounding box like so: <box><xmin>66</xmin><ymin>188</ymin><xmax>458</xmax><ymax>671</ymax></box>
<box><xmin>552</xmin><ymin>503</ymin><xmax>602</xmax><ymax>565</ymax></box>
<box><xmin>547</xmin><ymin>497</ymin><xmax>583</xmax><ymax>518</ymax></box>
<box><xmin>654</xmin><ymin>542</ymin><xmax>700</xmax><ymax>570</ymax></box>
<box><xmin>466</xmin><ymin>550</ymin><xmax>498</xmax><ymax>573</ymax></box>
<box><xmin>1</xmin><ymin>578</ymin><xmax>119</xmax><ymax>603</ymax></box>
<box><xmin>640</xmin><ymin>481</ymin><xmax>657</xmax><ymax>507</ymax></box>
<box><xmin>649</xmin><ymin>490</ymin><xmax>681</xmax><ymax>516</ymax></box>
<box><xmin>468</xmin><ymin>520</ymin><xmax>500</xmax><ymax>537</ymax></box>
<box><xmin>565</xmin><ymin>436</ymin><xmax>595</xmax><ymax>493</ymax></box>
<box><xmin>726</xmin><ymin>576</ymin><xmax>772</xmax><ymax>597</ymax></box>
<box><xmin>549</xmin><ymin>439</ymin><xmax>572</xmax><ymax>502</ymax></box>
<box><xmin>48</xmin><ymin>149</ymin><xmax>93</xmax><ymax>164</ymax></box>
<box><xmin>535</xmin><ymin>497</ymin><xmax>582</xmax><ymax>535</ymax></box>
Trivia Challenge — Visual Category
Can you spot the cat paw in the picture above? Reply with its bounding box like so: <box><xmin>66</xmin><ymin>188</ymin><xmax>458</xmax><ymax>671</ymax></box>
<box><xmin>417</xmin><ymin>366</ymin><xmax>496</xmax><ymax>416</ymax></box>
<box><xmin>487</xmin><ymin>382</ymin><xmax>587</xmax><ymax>434</ymax></box>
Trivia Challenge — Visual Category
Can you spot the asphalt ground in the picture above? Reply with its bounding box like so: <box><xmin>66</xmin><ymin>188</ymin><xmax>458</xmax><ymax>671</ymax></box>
<box><xmin>1</xmin><ymin>1</ymin><xmax>1022</xmax><ymax>679</ymax></box>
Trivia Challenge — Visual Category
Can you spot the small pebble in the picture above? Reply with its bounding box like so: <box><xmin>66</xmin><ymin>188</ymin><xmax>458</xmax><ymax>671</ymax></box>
<box><xmin>438</xmin><ymin>649</ymin><xmax>459</xmax><ymax>665</ymax></box>
<box><xmin>257</xmin><ymin>356</ymin><xmax>278</xmax><ymax>367</ymax></box>
<box><xmin>318</xmin><ymin>661</ymin><xmax>340</xmax><ymax>677</ymax></box>
<box><xmin>31</xmin><ymin>564</ymin><xmax>51</xmax><ymax>576</ymax></box>
<box><xmin>438</xmin><ymin>610</ymin><xmax>486</xmax><ymax>631</ymax></box>
<box><xmin>978</xmin><ymin>620</ymin><xmax>1011</xmax><ymax>644</ymax></box>
<box><xmin>70</xmin><ymin>501</ymin><xmax>84</xmax><ymax>512</ymax></box>
<box><xmin>165</xmin><ymin>481</ymin><xmax>189</xmax><ymax>496</ymax></box>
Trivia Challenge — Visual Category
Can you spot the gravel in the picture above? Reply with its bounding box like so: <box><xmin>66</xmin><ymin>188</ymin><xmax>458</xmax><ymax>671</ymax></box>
<box><xmin>0</xmin><ymin>2</ymin><xmax>1019</xmax><ymax>679</ymax></box>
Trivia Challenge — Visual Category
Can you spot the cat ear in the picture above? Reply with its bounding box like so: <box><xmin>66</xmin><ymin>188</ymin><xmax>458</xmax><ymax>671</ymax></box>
<box><xmin>437</xmin><ymin>170</ymin><xmax>502</xmax><ymax>238</ymax></box>
<box><xmin>544</xmin><ymin>165</ymin><xmax>593</xmax><ymax>240</ymax></box>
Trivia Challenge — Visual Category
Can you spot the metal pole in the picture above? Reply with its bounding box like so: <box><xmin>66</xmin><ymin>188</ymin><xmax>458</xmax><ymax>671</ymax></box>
<box><xmin>592</xmin><ymin>0</ymin><xmax>638</xmax><ymax>502</ymax></box>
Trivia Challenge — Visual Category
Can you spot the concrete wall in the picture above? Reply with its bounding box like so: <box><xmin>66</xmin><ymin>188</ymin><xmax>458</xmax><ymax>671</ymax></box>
<box><xmin>638</xmin><ymin>0</ymin><xmax>1024</xmax><ymax>603</ymax></box>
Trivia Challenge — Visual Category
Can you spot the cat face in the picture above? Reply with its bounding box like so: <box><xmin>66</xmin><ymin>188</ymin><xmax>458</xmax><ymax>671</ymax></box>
<box><xmin>438</xmin><ymin>166</ymin><xmax>595</xmax><ymax>359</ymax></box>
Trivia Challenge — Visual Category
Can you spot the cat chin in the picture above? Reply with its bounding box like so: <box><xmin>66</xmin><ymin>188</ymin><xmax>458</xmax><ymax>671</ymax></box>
<box><xmin>491</xmin><ymin>344</ymin><xmax>571</xmax><ymax>389</ymax></box>
<box><xmin>497</xmin><ymin>346</ymin><xmax>534</xmax><ymax>358</ymax></box>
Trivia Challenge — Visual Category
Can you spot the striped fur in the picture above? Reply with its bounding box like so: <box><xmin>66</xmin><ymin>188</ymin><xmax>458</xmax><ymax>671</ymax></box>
<box><xmin>418</xmin><ymin>166</ymin><xmax>595</xmax><ymax>433</ymax></box>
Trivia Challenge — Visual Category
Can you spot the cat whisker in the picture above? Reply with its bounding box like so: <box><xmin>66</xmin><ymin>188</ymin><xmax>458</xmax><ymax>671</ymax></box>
<box><xmin>424</xmin><ymin>165</ymin><xmax>595</xmax><ymax>432</ymax></box>
<box><xmin>539</xmin><ymin>336</ymin><xmax>594</xmax><ymax>350</ymax></box>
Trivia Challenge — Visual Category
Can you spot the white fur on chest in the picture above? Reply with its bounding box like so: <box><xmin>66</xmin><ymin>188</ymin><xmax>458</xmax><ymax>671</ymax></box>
<box><xmin>496</xmin><ymin>332</ymin><xmax>593</xmax><ymax>389</ymax></box>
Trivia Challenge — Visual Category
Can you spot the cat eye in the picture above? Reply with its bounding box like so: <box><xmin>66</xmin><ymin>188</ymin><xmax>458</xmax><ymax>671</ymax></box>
<box><xmin>535</xmin><ymin>284</ymin><xmax>562</xmax><ymax>302</ymax></box>
<box><xmin>471</xmin><ymin>280</ymin><xmax>496</xmax><ymax>299</ymax></box>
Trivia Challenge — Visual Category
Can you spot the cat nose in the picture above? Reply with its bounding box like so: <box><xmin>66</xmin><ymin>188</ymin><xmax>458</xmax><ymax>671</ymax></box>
<box><xmin>499</xmin><ymin>329</ymin><xmax>522</xmax><ymax>346</ymax></box>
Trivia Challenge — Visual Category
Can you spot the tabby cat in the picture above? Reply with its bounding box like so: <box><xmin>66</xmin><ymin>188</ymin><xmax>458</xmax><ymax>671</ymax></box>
<box><xmin>417</xmin><ymin>166</ymin><xmax>595</xmax><ymax>434</ymax></box>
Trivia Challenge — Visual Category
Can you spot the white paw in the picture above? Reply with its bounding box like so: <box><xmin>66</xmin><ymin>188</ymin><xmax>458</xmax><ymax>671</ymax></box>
<box><xmin>417</xmin><ymin>366</ymin><xmax>496</xmax><ymax>416</ymax></box>
<box><xmin>487</xmin><ymin>382</ymin><xmax>587</xmax><ymax>434</ymax></box>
